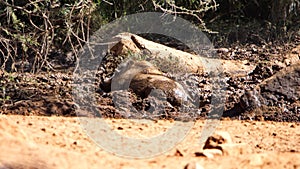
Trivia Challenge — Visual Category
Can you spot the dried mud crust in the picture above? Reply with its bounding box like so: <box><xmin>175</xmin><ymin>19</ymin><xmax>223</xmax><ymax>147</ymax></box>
<box><xmin>0</xmin><ymin>72</ymin><xmax>76</xmax><ymax>116</ymax></box>
<box><xmin>0</xmin><ymin>34</ymin><xmax>300</xmax><ymax>122</ymax></box>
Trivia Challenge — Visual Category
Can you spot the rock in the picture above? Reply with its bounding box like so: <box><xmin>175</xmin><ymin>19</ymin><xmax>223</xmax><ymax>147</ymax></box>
<box><xmin>203</xmin><ymin>131</ymin><xmax>232</xmax><ymax>149</ymax></box>
<box><xmin>260</xmin><ymin>61</ymin><xmax>300</xmax><ymax>102</ymax></box>
<box><xmin>194</xmin><ymin>148</ymin><xmax>223</xmax><ymax>158</ymax></box>
<box><xmin>234</xmin><ymin>61</ymin><xmax>300</xmax><ymax>121</ymax></box>
<box><xmin>284</xmin><ymin>44</ymin><xmax>300</xmax><ymax>66</ymax></box>
<box><xmin>239</xmin><ymin>89</ymin><xmax>265</xmax><ymax>120</ymax></box>
<box><xmin>284</xmin><ymin>59</ymin><xmax>291</xmax><ymax>66</ymax></box>
<box><xmin>219</xmin><ymin>143</ymin><xmax>251</xmax><ymax>156</ymax></box>
<box><xmin>201</xmin><ymin>131</ymin><xmax>250</xmax><ymax>157</ymax></box>
<box><xmin>184</xmin><ymin>162</ymin><xmax>204</xmax><ymax>169</ymax></box>
<box><xmin>217</xmin><ymin>48</ymin><xmax>229</xmax><ymax>53</ymax></box>
<box><xmin>202</xmin><ymin>149</ymin><xmax>223</xmax><ymax>158</ymax></box>
<box><xmin>174</xmin><ymin>149</ymin><xmax>184</xmax><ymax>157</ymax></box>
<box><xmin>249</xmin><ymin>153</ymin><xmax>265</xmax><ymax>166</ymax></box>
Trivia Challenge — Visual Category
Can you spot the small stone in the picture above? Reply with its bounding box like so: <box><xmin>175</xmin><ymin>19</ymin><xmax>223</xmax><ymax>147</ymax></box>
<box><xmin>194</xmin><ymin>152</ymin><xmax>204</xmax><ymax>157</ymax></box>
<box><xmin>184</xmin><ymin>162</ymin><xmax>204</xmax><ymax>169</ymax></box>
<box><xmin>249</xmin><ymin>154</ymin><xmax>265</xmax><ymax>166</ymax></box>
<box><xmin>217</xmin><ymin>48</ymin><xmax>229</xmax><ymax>53</ymax></box>
<box><xmin>174</xmin><ymin>149</ymin><xmax>184</xmax><ymax>157</ymax></box>
<box><xmin>202</xmin><ymin>149</ymin><xmax>223</xmax><ymax>158</ymax></box>
<box><xmin>203</xmin><ymin>131</ymin><xmax>232</xmax><ymax>149</ymax></box>
<box><xmin>274</xmin><ymin>60</ymin><xmax>286</xmax><ymax>68</ymax></box>
<box><xmin>220</xmin><ymin>143</ymin><xmax>251</xmax><ymax>156</ymax></box>
<box><xmin>284</xmin><ymin>59</ymin><xmax>291</xmax><ymax>66</ymax></box>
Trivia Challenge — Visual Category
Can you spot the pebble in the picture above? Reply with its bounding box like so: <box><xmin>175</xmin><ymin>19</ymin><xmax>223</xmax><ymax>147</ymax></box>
<box><xmin>202</xmin><ymin>149</ymin><xmax>223</xmax><ymax>158</ymax></box>
<box><xmin>217</xmin><ymin>48</ymin><xmax>229</xmax><ymax>53</ymax></box>
<box><xmin>184</xmin><ymin>162</ymin><xmax>204</xmax><ymax>169</ymax></box>
<box><xmin>220</xmin><ymin>143</ymin><xmax>251</xmax><ymax>156</ymax></box>
<box><xmin>203</xmin><ymin>131</ymin><xmax>232</xmax><ymax>149</ymax></box>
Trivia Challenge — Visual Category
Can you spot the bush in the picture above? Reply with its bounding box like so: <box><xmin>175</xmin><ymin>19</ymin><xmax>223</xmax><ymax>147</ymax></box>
<box><xmin>0</xmin><ymin>0</ymin><xmax>219</xmax><ymax>72</ymax></box>
<box><xmin>1</xmin><ymin>0</ymin><xmax>298</xmax><ymax>72</ymax></box>
<box><xmin>0</xmin><ymin>0</ymin><xmax>98</xmax><ymax>72</ymax></box>
<box><xmin>211</xmin><ymin>0</ymin><xmax>300</xmax><ymax>35</ymax></box>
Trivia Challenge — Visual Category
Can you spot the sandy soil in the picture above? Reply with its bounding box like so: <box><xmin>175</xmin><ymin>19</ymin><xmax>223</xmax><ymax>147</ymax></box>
<box><xmin>0</xmin><ymin>115</ymin><xmax>299</xmax><ymax>169</ymax></box>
